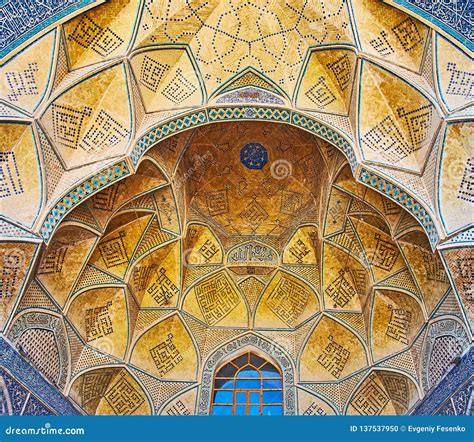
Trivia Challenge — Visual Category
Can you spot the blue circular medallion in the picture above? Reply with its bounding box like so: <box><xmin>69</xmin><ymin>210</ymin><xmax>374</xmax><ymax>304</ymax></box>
<box><xmin>240</xmin><ymin>143</ymin><xmax>268</xmax><ymax>170</ymax></box>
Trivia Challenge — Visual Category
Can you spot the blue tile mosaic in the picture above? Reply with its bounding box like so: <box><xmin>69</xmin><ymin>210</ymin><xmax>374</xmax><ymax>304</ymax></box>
<box><xmin>0</xmin><ymin>338</ymin><xmax>80</xmax><ymax>415</ymax></box>
<box><xmin>411</xmin><ymin>346</ymin><xmax>474</xmax><ymax>415</ymax></box>
<box><xmin>0</xmin><ymin>0</ymin><xmax>101</xmax><ymax>59</ymax></box>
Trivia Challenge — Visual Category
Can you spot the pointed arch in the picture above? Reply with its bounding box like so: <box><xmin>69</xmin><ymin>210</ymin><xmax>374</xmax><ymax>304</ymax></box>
<box><xmin>198</xmin><ymin>333</ymin><xmax>296</xmax><ymax>415</ymax></box>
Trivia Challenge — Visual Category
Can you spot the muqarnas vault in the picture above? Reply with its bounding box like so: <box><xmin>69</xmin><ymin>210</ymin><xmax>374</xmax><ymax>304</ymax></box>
<box><xmin>0</xmin><ymin>0</ymin><xmax>472</xmax><ymax>417</ymax></box>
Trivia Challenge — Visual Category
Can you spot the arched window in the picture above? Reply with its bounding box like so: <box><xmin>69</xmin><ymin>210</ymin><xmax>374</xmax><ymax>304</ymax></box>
<box><xmin>211</xmin><ymin>351</ymin><xmax>283</xmax><ymax>416</ymax></box>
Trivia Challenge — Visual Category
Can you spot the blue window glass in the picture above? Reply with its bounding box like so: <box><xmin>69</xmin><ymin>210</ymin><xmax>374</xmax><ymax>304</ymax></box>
<box><xmin>236</xmin><ymin>379</ymin><xmax>261</xmax><ymax>389</ymax></box>
<box><xmin>214</xmin><ymin>378</ymin><xmax>234</xmax><ymax>389</ymax></box>
<box><xmin>262</xmin><ymin>406</ymin><xmax>282</xmax><ymax>416</ymax></box>
<box><xmin>249</xmin><ymin>406</ymin><xmax>260</xmax><ymax>416</ymax></box>
<box><xmin>250</xmin><ymin>354</ymin><xmax>266</xmax><ymax>367</ymax></box>
<box><xmin>217</xmin><ymin>363</ymin><xmax>238</xmax><ymax>378</ymax></box>
<box><xmin>261</xmin><ymin>363</ymin><xmax>281</xmax><ymax>378</ymax></box>
<box><xmin>263</xmin><ymin>390</ymin><xmax>282</xmax><ymax>404</ymax></box>
<box><xmin>263</xmin><ymin>379</ymin><xmax>282</xmax><ymax>389</ymax></box>
<box><xmin>213</xmin><ymin>390</ymin><xmax>233</xmax><ymax>404</ymax></box>
<box><xmin>235</xmin><ymin>392</ymin><xmax>246</xmax><ymax>404</ymax></box>
<box><xmin>212</xmin><ymin>406</ymin><xmax>232</xmax><ymax>416</ymax></box>
<box><xmin>236</xmin><ymin>368</ymin><xmax>260</xmax><ymax>378</ymax></box>
<box><xmin>233</xmin><ymin>354</ymin><xmax>249</xmax><ymax>367</ymax></box>
<box><xmin>249</xmin><ymin>392</ymin><xmax>260</xmax><ymax>404</ymax></box>
<box><xmin>235</xmin><ymin>406</ymin><xmax>246</xmax><ymax>416</ymax></box>
<box><xmin>210</xmin><ymin>352</ymin><xmax>283</xmax><ymax>416</ymax></box>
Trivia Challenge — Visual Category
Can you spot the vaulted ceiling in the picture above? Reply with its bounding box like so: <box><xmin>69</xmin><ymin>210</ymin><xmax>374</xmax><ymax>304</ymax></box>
<box><xmin>0</xmin><ymin>0</ymin><xmax>472</xmax><ymax>416</ymax></box>
<box><xmin>1</xmin><ymin>0</ymin><xmax>472</xmax><ymax>246</ymax></box>
<box><xmin>1</xmin><ymin>120</ymin><xmax>471</xmax><ymax>415</ymax></box>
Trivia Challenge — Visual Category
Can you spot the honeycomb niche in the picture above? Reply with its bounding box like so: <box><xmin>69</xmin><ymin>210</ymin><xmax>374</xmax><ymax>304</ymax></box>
<box><xmin>0</xmin><ymin>0</ymin><xmax>472</xmax><ymax>418</ymax></box>
<box><xmin>2</xmin><ymin>120</ymin><xmax>470</xmax><ymax>416</ymax></box>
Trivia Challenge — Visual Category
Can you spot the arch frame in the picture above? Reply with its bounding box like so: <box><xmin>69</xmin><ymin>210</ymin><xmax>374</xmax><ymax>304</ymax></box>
<box><xmin>65</xmin><ymin>364</ymin><xmax>156</xmax><ymax>416</ymax></box>
<box><xmin>6</xmin><ymin>308</ymin><xmax>70</xmax><ymax>391</ymax></box>
<box><xmin>342</xmin><ymin>366</ymin><xmax>423</xmax><ymax>415</ymax></box>
<box><xmin>420</xmin><ymin>316</ymin><xmax>471</xmax><ymax>393</ymax></box>
<box><xmin>197</xmin><ymin>332</ymin><xmax>296</xmax><ymax>415</ymax></box>
<box><xmin>37</xmin><ymin>105</ymin><xmax>441</xmax><ymax>250</ymax></box>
